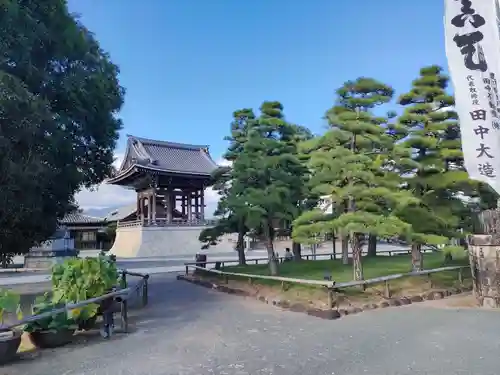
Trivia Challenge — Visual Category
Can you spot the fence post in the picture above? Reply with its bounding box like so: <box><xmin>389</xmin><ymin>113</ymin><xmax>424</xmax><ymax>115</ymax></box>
<box><xmin>458</xmin><ymin>267</ymin><xmax>463</xmax><ymax>286</ymax></box>
<box><xmin>384</xmin><ymin>280</ymin><xmax>391</xmax><ymax>298</ymax></box>
<box><xmin>122</xmin><ymin>270</ymin><xmax>127</xmax><ymax>288</ymax></box>
<box><xmin>120</xmin><ymin>297</ymin><xmax>128</xmax><ymax>333</ymax></box>
<box><xmin>427</xmin><ymin>273</ymin><xmax>433</xmax><ymax>288</ymax></box>
<box><xmin>142</xmin><ymin>276</ymin><xmax>149</xmax><ymax>306</ymax></box>
<box><xmin>327</xmin><ymin>287</ymin><xmax>336</xmax><ymax>309</ymax></box>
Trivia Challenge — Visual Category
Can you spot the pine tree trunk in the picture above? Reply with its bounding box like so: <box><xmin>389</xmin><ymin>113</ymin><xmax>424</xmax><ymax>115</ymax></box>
<box><xmin>367</xmin><ymin>234</ymin><xmax>377</xmax><ymax>257</ymax></box>
<box><xmin>411</xmin><ymin>243</ymin><xmax>423</xmax><ymax>271</ymax></box>
<box><xmin>264</xmin><ymin>223</ymin><xmax>279</xmax><ymax>275</ymax></box>
<box><xmin>341</xmin><ymin>235</ymin><xmax>349</xmax><ymax>265</ymax></box>
<box><xmin>332</xmin><ymin>232</ymin><xmax>336</xmax><ymax>260</ymax></box>
<box><xmin>235</xmin><ymin>221</ymin><xmax>246</xmax><ymax>266</ymax></box>
<box><xmin>292</xmin><ymin>241</ymin><xmax>301</xmax><ymax>261</ymax></box>
<box><xmin>351</xmin><ymin>234</ymin><xmax>364</xmax><ymax>281</ymax></box>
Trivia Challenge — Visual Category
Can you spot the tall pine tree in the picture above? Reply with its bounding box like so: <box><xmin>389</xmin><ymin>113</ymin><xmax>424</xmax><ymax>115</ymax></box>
<box><xmin>234</xmin><ymin>102</ymin><xmax>308</xmax><ymax>275</ymax></box>
<box><xmin>294</xmin><ymin>78</ymin><xmax>417</xmax><ymax>280</ymax></box>
<box><xmin>395</xmin><ymin>65</ymin><xmax>470</xmax><ymax>270</ymax></box>
<box><xmin>199</xmin><ymin>109</ymin><xmax>256</xmax><ymax>265</ymax></box>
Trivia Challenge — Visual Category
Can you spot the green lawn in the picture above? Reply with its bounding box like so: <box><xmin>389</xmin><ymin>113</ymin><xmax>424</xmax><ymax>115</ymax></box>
<box><xmin>226</xmin><ymin>252</ymin><xmax>468</xmax><ymax>283</ymax></box>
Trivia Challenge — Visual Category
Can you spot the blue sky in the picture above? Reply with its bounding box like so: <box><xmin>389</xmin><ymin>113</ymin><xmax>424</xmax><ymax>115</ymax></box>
<box><xmin>72</xmin><ymin>0</ymin><xmax>449</xmax><ymax>211</ymax></box>
<box><xmin>68</xmin><ymin>0</ymin><xmax>448</xmax><ymax>160</ymax></box>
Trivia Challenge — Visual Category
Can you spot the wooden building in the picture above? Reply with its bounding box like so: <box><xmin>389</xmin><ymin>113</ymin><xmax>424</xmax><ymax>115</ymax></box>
<box><xmin>107</xmin><ymin>135</ymin><xmax>219</xmax><ymax>227</ymax></box>
<box><xmin>59</xmin><ymin>212</ymin><xmax>108</xmax><ymax>250</ymax></box>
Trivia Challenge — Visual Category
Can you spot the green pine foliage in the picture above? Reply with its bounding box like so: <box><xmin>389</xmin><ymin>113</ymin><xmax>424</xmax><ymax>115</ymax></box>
<box><xmin>198</xmin><ymin>109</ymin><xmax>256</xmax><ymax>265</ymax></box>
<box><xmin>233</xmin><ymin>102</ymin><xmax>309</xmax><ymax>275</ymax></box>
<box><xmin>395</xmin><ymin>65</ymin><xmax>472</xmax><ymax>269</ymax></box>
<box><xmin>293</xmin><ymin>78</ymin><xmax>418</xmax><ymax>280</ymax></box>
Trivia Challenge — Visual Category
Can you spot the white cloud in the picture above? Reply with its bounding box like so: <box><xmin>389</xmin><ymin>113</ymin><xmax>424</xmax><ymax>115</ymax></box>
<box><xmin>75</xmin><ymin>153</ymin><xmax>135</xmax><ymax>210</ymax></box>
<box><xmin>204</xmin><ymin>158</ymin><xmax>232</xmax><ymax>217</ymax></box>
<box><xmin>75</xmin><ymin>155</ymin><xmax>232</xmax><ymax>218</ymax></box>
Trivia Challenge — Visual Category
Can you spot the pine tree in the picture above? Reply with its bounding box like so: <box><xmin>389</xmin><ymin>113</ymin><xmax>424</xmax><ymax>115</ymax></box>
<box><xmin>293</xmin><ymin>78</ymin><xmax>417</xmax><ymax>280</ymax></box>
<box><xmin>395</xmin><ymin>65</ymin><xmax>470</xmax><ymax>270</ymax></box>
<box><xmin>198</xmin><ymin>109</ymin><xmax>256</xmax><ymax>265</ymax></box>
<box><xmin>234</xmin><ymin>101</ymin><xmax>308</xmax><ymax>275</ymax></box>
<box><xmin>287</xmin><ymin>124</ymin><xmax>318</xmax><ymax>261</ymax></box>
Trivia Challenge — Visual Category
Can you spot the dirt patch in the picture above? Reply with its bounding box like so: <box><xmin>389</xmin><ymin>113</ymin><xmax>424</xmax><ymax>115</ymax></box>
<box><xmin>195</xmin><ymin>273</ymin><xmax>472</xmax><ymax>310</ymax></box>
<box><xmin>178</xmin><ymin>273</ymin><xmax>473</xmax><ymax>321</ymax></box>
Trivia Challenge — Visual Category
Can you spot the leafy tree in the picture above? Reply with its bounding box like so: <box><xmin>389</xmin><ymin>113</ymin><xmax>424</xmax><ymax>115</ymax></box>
<box><xmin>395</xmin><ymin>65</ymin><xmax>470</xmax><ymax>270</ymax></box>
<box><xmin>199</xmin><ymin>109</ymin><xmax>256</xmax><ymax>265</ymax></box>
<box><xmin>234</xmin><ymin>101</ymin><xmax>308</xmax><ymax>275</ymax></box>
<box><xmin>0</xmin><ymin>0</ymin><xmax>124</xmax><ymax>258</ymax></box>
<box><xmin>293</xmin><ymin>78</ymin><xmax>417</xmax><ymax>280</ymax></box>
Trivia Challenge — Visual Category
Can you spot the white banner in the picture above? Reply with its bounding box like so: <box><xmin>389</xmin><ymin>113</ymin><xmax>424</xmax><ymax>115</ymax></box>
<box><xmin>444</xmin><ymin>0</ymin><xmax>500</xmax><ymax>194</ymax></box>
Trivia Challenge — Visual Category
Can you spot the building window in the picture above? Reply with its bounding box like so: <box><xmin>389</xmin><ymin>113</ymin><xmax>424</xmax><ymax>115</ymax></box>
<box><xmin>80</xmin><ymin>231</ymin><xmax>96</xmax><ymax>242</ymax></box>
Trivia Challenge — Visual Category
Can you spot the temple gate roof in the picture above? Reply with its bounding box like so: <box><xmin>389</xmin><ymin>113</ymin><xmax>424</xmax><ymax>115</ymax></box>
<box><xmin>107</xmin><ymin>135</ymin><xmax>219</xmax><ymax>185</ymax></box>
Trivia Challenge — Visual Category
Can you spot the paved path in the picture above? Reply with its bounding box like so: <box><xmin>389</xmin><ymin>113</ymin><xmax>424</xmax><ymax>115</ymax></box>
<box><xmin>3</xmin><ymin>273</ymin><xmax>500</xmax><ymax>375</ymax></box>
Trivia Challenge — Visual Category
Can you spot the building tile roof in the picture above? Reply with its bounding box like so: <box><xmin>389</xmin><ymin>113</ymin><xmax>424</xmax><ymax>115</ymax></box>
<box><xmin>104</xmin><ymin>203</ymin><xmax>137</xmax><ymax>222</ymax></box>
<box><xmin>60</xmin><ymin>212</ymin><xmax>105</xmax><ymax>225</ymax></box>
<box><xmin>113</xmin><ymin>135</ymin><xmax>219</xmax><ymax>180</ymax></box>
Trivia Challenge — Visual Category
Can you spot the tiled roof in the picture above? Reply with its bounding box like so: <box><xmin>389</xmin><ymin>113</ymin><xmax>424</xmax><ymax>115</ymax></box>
<box><xmin>104</xmin><ymin>204</ymin><xmax>137</xmax><ymax>222</ymax></box>
<box><xmin>115</xmin><ymin>135</ymin><xmax>219</xmax><ymax>177</ymax></box>
<box><xmin>60</xmin><ymin>212</ymin><xmax>105</xmax><ymax>225</ymax></box>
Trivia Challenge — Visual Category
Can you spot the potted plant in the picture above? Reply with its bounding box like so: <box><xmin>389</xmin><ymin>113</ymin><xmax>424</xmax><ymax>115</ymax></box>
<box><xmin>24</xmin><ymin>299</ymin><xmax>77</xmax><ymax>349</ymax></box>
<box><xmin>51</xmin><ymin>255</ymin><xmax>120</xmax><ymax>330</ymax></box>
<box><xmin>0</xmin><ymin>289</ymin><xmax>22</xmax><ymax>364</ymax></box>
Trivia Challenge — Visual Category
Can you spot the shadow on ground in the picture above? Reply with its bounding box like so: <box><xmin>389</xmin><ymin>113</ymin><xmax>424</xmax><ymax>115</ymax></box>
<box><xmin>3</xmin><ymin>273</ymin><xmax>228</xmax><ymax>371</ymax></box>
<box><xmin>125</xmin><ymin>273</ymin><xmax>228</xmax><ymax>331</ymax></box>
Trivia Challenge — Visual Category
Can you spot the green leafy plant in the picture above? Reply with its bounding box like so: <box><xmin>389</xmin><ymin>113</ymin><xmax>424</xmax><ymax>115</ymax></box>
<box><xmin>0</xmin><ymin>289</ymin><xmax>22</xmax><ymax>326</ymax></box>
<box><xmin>23</xmin><ymin>297</ymin><xmax>76</xmax><ymax>333</ymax></box>
<box><xmin>51</xmin><ymin>255</ymin><xmax>119</xmax><ymax>321</ymax></box>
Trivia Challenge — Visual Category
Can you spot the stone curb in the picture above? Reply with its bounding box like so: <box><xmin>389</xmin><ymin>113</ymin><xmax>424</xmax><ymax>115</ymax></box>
<box><xmin>176</xmin><ymin>274</ymin><xmax>473</xmax><ymax>321</ymax></box>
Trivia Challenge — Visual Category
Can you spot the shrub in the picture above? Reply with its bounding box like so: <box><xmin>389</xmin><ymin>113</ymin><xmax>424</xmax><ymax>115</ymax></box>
<box><xmin>51</xmin><ymin>255</ymin><xmax>119</xmax><ymax>322</ymax></box>
<box><xmin>24</xmin><ymin>296</ymin><xmax>76</xmax><ymax>333</ymax></box>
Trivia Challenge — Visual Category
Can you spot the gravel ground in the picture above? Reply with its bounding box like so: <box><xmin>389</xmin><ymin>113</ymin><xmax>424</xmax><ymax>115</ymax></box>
<box><xmin>2</xmin><ymin>273</ymin><xmax>500</xmax><ymax>375</ymax></box>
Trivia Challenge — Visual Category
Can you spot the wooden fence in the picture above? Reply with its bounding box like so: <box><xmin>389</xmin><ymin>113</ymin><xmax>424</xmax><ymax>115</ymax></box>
<box><xmin>184</xmin><ymin>263</ymin><xmax>467</xmax><ymax>309</ymax></box>
<box><xmin>1</xmin><ymin>270</ymin><xmax>150</xmax><ymax>337</ymax></box>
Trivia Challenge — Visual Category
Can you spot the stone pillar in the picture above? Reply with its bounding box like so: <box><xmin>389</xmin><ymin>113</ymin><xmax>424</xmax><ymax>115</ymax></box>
<box><xmin>469</xmin><ymin>209</ymin><xmax>500</xmax><ymax>308</ymax></box>
<box><xmin>468</xmin><ymin>234</ymin><xmax>500</xmax><ymax>307</ymax></box>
